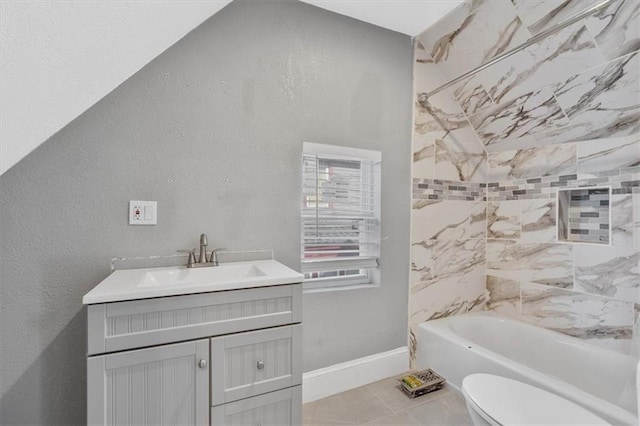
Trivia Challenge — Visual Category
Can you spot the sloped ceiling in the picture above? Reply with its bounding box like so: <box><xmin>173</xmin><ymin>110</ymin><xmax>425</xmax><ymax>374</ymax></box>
<box><xmin>0</xmin><ymin>0</ymin><xmax>232</xmax><ymax>176</ymax></box>
<box><xmin>302</xmin><ymin>0</ymin><xmax>462</xmax><ymax>37</ymax></box>
<box><xmin>0</xmin><ymin>0</ymin><xmax>461</xmax><ymax>176</ymax></box>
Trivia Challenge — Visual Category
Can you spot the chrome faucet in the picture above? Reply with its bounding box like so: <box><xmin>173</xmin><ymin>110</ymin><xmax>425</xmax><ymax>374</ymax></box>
<box><xmin>210</xmin><ymin>248</ymin><xmax>222</xmax><ymax>266</ymax></box>
<box><xmin>178</xmin><ymin>234</ymin><xmax>223</xmax><ymax>268</ymax></box>
<box><xmin>199</xmin><ymin>234</ymin><xmax>208</xmax><ymax>264</ymax></box>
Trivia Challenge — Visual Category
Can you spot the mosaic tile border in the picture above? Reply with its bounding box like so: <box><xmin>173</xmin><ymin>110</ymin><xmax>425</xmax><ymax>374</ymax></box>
<box><xmin>413</xmin><ymin>178</ymin><xmax>486</xmax><ymax>201</ymax></box>
<box><xmin>487</xmin><ymin>171</ymin><xmax>640</xmax><ymax>201</ymax></box>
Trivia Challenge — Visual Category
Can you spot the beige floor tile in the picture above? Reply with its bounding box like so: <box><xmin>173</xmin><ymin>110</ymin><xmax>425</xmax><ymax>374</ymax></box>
<box><xmin>303</xmin><ymin>375</ymin><xmax>470</xmax><ymax>426</ymax></box>
<box><xmin>303</xmin><ymin>418</ymin><xmax>355</xmax><ymax>426</ymax></box>
<box><xmin>365</xmin><ymin>376</ymin><xmax>450</xmax><ymax>413</ymax></box>
<box><xmin>363</xmin><ymin>411</ymin><xmax>423</xmax><ymax>425</ymax></box>
<box><xmin>302</xmin><ymin>387</ymin><xmax>393</xmax><ymax>424</ymax></box>
<box><xmin>405</xmin><ymin>391</ymin><xmax>472</xmax><ymax>426</ymax></box>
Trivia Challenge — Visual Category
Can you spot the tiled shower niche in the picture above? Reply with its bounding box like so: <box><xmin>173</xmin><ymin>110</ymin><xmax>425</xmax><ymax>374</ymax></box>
<box><xmin>558</xmin><ymin>187</ymin><xmax>611</xmax><ymax>244</ymax></box>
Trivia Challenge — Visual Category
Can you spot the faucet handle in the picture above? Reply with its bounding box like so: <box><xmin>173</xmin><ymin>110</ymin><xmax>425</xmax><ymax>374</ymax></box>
<box><xmin>177</xmin><ymin>249</ymin><xmax>197</xmax><ymax>267</ymax></box>
<box><xmin>209</xmin><ymin>248</ymin><xmax>226</xmax><ymax>265</ymax></box>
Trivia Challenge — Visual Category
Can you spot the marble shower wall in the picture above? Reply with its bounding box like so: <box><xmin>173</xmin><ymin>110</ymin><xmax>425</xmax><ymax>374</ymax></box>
<box><xmin>486</xmin><ymin>169</ymin><xmax>640</xmax><ymax>353</ymax></box>
<box><xmin>411</xmin><ymin>0</ymin><xmax>640</xmax><ymax>357</ymax></box>
<box><xmin>410</xmin><ymin>23</ymin><xmax>489</xmax><ymax>362</ymax></box>
<box><xmin>410</xmin><ymin>181</ymin><xmax>487</xmax><ymax>360</ymax></box>
<box><xmin>413</xmin><ymin>41</ymin><xmax>487</xmax><ymax>183</ymax></box>
<box><xmin>416</xmin><ymin>0</ymin><xmax>640</xmax><ymax>153</ymax></box>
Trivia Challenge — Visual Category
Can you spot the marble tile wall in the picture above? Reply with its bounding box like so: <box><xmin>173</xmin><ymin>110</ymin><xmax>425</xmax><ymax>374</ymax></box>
<box><xmin>416</xmin><ymin>0</ymin><xmax>640</xmax><ymax>153</ymax></box>
<box><xmin>410</xmin><ymin>30</ymin><xmax>489</xmax><ymax>363</ymax></box>
<box><xmin>413</xmin><ymin>42</ymin><xmax>487</xmax><ymax>183</ymax></box>
<box><xmin>484</xmin><ymin>169</ymin><xmax>639</xmax><ymax>352</ymax></box>
<box><xmin>411</xmin><ymin>0</ymin><xmax>640</xmax><ymax>356</ymax></box>
<box><xmin>519</xmin><ymin>282</ymin><xmax>634</xmax><ymax>353</ymax></box>
<box><xmin>409</xmin><ymin>181</ymin><xmax>487</xmax><ymax>361</ymax></box>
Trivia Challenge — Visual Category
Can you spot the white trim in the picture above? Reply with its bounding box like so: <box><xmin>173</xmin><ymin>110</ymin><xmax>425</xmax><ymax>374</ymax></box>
<box><xmin>301</xmin><ymin>256</ymin><xmax>378</xmax><ymax>273</ymax></box>
<box><xmin>301</xmin><ymin>142</ymin><xmax>382</xmax><ymax>291</ymax></box>
<box><xmin>303</xmin><ymin>273</ymin><xmax>372</xmax><ymax>290</ymax></box>
<box><xmin>303</xmin><ymin>282</ymin><xmax>380</xmax><ymax>294</ymax></box>
<box><xmin>302</xmin><ymin>346</ymin><xmax>409</xmax><ymax>403</ymax></box>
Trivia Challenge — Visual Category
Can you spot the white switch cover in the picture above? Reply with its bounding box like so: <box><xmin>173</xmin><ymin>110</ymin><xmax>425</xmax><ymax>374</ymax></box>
<box><xmin>129</xmin><ymin>200</ymin><xmax>157</xmax><ymax>225</ymax></box>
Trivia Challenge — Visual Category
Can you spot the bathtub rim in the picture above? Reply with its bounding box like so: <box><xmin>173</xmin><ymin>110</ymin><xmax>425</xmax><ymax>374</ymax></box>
<box><xmin>421</xmin><ymin>311</ymin><xmax>636</xmax><ymax>360</ymax></box>
<box><xmin>415</xmin><ymin>311</ymin><xmax>638</xmax><ymax>425</ymax></box>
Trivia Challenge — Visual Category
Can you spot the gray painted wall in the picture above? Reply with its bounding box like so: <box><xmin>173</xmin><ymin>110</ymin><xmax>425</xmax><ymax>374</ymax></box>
<box><xmin>0</xmin><ymin>1</ymin><xmax>412</xmax><ymax>424</ymax></box>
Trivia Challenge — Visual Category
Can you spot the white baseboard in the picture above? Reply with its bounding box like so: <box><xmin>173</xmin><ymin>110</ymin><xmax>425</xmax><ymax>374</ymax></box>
<box><xmin>302</xmin><ymin>346</ymin><xmax>409</xmax><ymax>404</ymax></box>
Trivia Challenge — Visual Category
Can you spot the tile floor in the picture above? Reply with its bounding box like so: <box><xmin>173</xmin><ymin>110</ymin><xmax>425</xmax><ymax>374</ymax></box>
<box><xmin>303</xmin><ymin>374</ymin><xmax>473</xmax><ymax>425</ymax></box>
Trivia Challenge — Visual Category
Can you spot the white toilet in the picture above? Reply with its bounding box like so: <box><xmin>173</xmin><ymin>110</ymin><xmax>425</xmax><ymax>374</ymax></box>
<box><xmin>462</xmin><ymin>374</ymin><xmax>611</xmax><ymax>425</ymax></box>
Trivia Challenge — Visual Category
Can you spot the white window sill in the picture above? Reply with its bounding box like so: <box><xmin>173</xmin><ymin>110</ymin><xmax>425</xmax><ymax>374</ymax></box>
<box><xmin>303</xmin><ymin>282</ymin><xmax>380</xmax><ymax>294</ymax></box>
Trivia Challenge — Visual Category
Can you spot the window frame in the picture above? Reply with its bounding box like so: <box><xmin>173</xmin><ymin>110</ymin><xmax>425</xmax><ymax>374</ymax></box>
<box><xmin>301</xmin><ymin>142</ymin><xmax>381</xmax><ymax>291</ymax></box>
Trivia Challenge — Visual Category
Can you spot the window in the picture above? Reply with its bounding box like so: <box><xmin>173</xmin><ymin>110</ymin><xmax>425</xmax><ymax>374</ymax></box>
<box><xmin>301</xmin><ymin>142</ymin><xmax>381</xmax><ymax>290</ymax></box>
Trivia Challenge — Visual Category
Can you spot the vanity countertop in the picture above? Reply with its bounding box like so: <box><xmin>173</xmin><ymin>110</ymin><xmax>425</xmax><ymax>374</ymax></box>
<box><xmin>83</xmin><ymin>259</ymin><xmax>303</xmax><ymax>304</ymax></box>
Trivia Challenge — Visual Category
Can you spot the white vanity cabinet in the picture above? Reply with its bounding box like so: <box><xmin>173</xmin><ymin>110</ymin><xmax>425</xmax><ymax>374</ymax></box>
<box><xmin>85</xmin><ymin>278</ymin><xmax>302</xmax><ymax>426</ymax></box>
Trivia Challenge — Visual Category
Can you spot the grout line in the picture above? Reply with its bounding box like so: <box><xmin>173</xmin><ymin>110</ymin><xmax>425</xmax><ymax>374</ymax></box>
<box><xmin>368</xmin><ymin>388</ymin><xmax>397</xmax><ymax>415</ymax></box>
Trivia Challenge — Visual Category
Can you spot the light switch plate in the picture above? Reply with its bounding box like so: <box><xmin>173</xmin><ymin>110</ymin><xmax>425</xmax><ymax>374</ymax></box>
<box><xmin>129</xmin><ymin>200</ymin><xmax>157</xmax><ymax>225</ymax></box>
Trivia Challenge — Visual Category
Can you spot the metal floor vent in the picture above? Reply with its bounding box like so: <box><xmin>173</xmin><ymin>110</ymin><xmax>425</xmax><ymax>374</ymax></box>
<box><xmin>399</xmin><ymin>369</ymin><xmax>446</xmax><ymax>398</ymax></box>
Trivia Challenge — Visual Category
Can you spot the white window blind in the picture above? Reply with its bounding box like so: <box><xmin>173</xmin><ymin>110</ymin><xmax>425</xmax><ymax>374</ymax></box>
<box><xmin>301</xmin><ymin>142</ymin><xmax>381</xmax><ymax>288</ymax></box>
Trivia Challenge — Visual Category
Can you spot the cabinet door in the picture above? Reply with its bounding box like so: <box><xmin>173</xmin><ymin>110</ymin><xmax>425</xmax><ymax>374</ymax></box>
<box><xmin>211</xmin><ymin>386</ymin><xmax>302</xmax><ymax>426</ymax></box>
<box><xmin>211</xmin><ymin>325</ymin><xmax>302</xmax><ymax>406</ymax></box>
<box><xmin>87</xmin><ymin>339</ymin><xmax>209</xmax><ymax>426</ymax></box>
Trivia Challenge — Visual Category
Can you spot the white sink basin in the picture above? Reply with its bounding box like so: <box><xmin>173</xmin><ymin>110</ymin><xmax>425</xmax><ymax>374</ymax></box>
<box><xmin>83</xmin><ymin>259</ymin><xmax>303</xmax><ymax>304</ymax></box>
<box><xmin>138</xmin><ymin>264</ymin><xmax>266</xmax><ymax>288</ymax></box>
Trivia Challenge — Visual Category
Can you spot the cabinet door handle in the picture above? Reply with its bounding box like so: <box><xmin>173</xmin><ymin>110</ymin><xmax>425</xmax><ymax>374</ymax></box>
<box><xmin>198</xmin><ymin>359</ymin><xmax>208</xmax><ymax>369</ymax></box>
<box><xmin>256</xmin><ymin>361</ymin><xmax>264</xmax><ymax>370</ymax></box>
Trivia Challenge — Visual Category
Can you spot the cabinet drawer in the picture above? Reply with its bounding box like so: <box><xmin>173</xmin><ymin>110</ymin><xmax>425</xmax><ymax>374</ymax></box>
<box><xmin>211</xmin><ymin>325</ymin><xmax>302</xmax><ymax>406</ymax></box>
<box><xmin>87</xmin><ymin>284</ymin><xmax>302</xmax><ymax>355</ymax></box>
<box><xmin>211</xmin><ymin>386</ymin><xmax>301</xmax><ymax>426</ymax></box>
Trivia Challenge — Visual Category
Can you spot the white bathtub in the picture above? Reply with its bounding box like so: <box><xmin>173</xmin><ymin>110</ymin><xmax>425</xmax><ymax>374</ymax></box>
<box><xmin>416</xmin><ymin>312</ymin><xmax>638</xmax><ymax>425</ymax></box>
